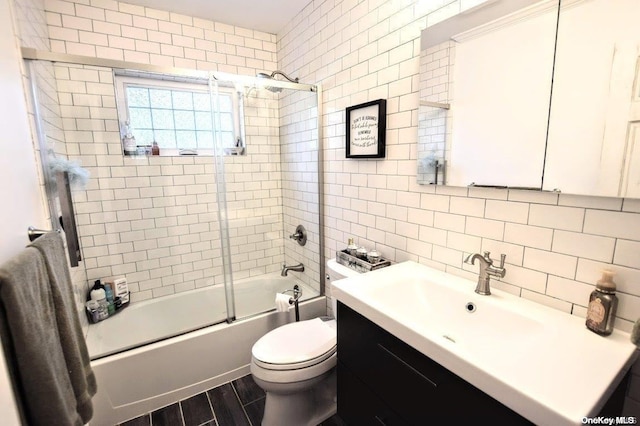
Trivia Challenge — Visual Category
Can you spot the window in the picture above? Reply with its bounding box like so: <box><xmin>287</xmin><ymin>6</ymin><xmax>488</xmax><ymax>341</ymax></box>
<box><xmin>114</xmin><ymin>72</ymin><xmax>243</xmax><ymax>156</ymax></box>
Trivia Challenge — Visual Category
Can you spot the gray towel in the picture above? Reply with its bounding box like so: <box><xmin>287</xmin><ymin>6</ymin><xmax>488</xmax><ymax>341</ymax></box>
<box><xmin>0</xmin><ymin>232</ymin><xmax>96</xmax><ymax>426</ymax></box>
<box><xmin>29</xmin><ymin>232</ymin><xmax>97</xmax><ymax>422</ymax></box>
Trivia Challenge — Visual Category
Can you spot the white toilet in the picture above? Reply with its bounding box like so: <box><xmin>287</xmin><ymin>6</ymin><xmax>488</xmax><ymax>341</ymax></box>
<box><xmin>250</xmin><ymin>259</ymin><xmax>360</xmax><ymax>426</ymax></box>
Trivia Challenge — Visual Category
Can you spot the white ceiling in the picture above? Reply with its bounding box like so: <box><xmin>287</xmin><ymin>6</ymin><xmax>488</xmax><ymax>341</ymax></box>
<box><xmin>122</xmin><ymin>0</ymin><xmax>312</xmax><ymax>34</ymax></box>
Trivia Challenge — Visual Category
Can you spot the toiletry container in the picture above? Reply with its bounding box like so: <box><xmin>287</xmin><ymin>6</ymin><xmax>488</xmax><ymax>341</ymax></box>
<box><xmin>355</xmin><ymin>246</ymin><xmax>368</xmax><ymax>260</ymax></box>
<box><xmin>103</xmin><ymin>282</ymin><xmax>115</xmax><ymax>315</ymax></box>
<box><xmin>85</xmin><ymin>300</ymin><xmax>100</xmax><ymax>323</ymax></box>
<box><xmin>586</xmin><ymin>270</ymin><xmax>618</xmax><ymax>335</ymax></box>
<box><xmin>90</xmin><ymin>281</ymin><xmax>109</xmax><ymax>321</ymax></box>
<box><xmin>105</xmin><ymin>276</ymin><xmax>129</xmax><ymax>305</ymax></box>
<box><xmin>122</xmin><ymin>121</ymin><xmax>137</xmax><ymax>156</ymax></box>
<box><xmin>347</xmin><ymin>238</ymin><xmax>358</xmax><ymax>256</ymax></box>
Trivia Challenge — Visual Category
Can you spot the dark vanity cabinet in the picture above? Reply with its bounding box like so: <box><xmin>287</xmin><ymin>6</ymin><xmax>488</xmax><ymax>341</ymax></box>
<box><xmin>336</xmin><ymin>301</ymin><xmax>532</xmax><ymax>425</ymax></box>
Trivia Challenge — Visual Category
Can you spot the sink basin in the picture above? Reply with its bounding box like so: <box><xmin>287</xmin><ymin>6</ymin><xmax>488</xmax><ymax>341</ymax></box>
<box><xmin>366</xmin><ymin>275</ymin><xmax>545</xmax><ymax>364</ymax></box>
<box><xmin>332</xmin><ymin>261</ymin><xmax>638</xmax><ymax>425</ymax></box>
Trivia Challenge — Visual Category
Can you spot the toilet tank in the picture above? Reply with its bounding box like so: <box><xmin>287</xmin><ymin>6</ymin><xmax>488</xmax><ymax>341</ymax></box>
<box><xmin>326</xmin><ymin>258</ymin><xmax>362</xmax><ymax>317</ymax></box>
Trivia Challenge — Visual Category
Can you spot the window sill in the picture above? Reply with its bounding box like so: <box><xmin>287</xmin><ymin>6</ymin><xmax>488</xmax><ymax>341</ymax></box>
<box><xmin>123</xmin><ymin>147</ymin><xmax>245</xmax><ymax>158</ymax></box>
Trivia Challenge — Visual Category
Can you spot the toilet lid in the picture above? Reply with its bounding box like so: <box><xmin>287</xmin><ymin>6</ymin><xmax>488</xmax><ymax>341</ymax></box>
<box><xmin>252</xmin><ymin>318</ymin><xmax>336</xmax><ymax>366</ymax></box>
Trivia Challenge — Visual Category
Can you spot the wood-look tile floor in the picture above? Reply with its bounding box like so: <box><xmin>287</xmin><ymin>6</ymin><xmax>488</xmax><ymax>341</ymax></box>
<box><xmin>119</xmin><ymin>374</ymin><xmax>345</xmax><ymax>426</ymax></box>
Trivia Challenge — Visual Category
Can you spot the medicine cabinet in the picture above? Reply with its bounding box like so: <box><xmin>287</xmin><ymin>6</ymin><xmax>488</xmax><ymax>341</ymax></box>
<box><xmin>417</xmin><ymin>0</ymin><xmax>640</xmax><ymax>198</ymax></box>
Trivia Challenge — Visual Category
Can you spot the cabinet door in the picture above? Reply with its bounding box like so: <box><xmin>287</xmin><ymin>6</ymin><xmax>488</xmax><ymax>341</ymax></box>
<box><xmin>338</xmin><ymin>302</ymin><xmax>455</xmax><ymax>424</ymax></box>
<box><xmin>543</xmin><ymin>0</ymin><xmax>640</xmax><ymax>196</ymax></box>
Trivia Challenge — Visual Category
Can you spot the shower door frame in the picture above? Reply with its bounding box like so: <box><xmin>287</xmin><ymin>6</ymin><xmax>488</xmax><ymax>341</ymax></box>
<box><xmin>22</xmin><ymin>48</ymin><xmax>326</xmax><ymax>323</ymax></box>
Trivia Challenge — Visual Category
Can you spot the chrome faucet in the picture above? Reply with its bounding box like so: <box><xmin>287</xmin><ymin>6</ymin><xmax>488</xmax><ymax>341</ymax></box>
<box><xmin>281</xmin><ymin>262</ymin><xmax>304</xmax><ymax>276</ymax></box>
<box><xmin>464</xmin><ymin>251</ymin><xmax>506</xmax><ymax>295</ymax></box>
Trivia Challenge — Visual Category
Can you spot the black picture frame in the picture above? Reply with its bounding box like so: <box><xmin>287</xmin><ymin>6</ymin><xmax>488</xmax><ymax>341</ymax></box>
<box><xmin>346</xmin><ymin>99</ymin><xmax>386</xmax><ymax>158</ymax></box>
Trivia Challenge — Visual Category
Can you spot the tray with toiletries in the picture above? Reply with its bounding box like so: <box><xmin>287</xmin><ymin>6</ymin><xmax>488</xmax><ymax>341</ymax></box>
<box><xmin>337</xmin><ymin>249</ymin><xmax>391</xmax><ymax>273</ymax></box>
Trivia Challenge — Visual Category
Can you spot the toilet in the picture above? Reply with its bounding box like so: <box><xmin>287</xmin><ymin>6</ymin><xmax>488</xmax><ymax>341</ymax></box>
<box><xmin>250</xmin><ymin>259</ymin><xmax>361</xmax><ymax>426</ymax></box>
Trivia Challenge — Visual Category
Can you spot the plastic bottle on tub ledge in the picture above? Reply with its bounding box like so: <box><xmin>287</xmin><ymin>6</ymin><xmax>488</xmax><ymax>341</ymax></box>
<box><xmin>103</xmin><ymin>282</ymin><xmax>115</xmax><ymax>315</ymax></box>
<box><xmin>105</xmin><ymin>276</ymin><xmax>130</xmax><ymax>307</ymax></box>
<box><xmin>89</xmin><ymin>280</ymin><xmax>109</xmax><ymax>322</ymax></box>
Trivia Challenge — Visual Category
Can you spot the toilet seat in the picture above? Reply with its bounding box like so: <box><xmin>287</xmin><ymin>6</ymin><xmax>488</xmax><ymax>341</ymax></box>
<box><xmin>252</xmin><ymin>318</ymin><xmax>336</xmax><ymax>371</ymax></box>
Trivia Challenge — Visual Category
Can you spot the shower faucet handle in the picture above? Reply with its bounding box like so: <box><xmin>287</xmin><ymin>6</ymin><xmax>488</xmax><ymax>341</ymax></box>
<box><xmin>289</xmin><ymin>225</ymin><xmax>307</xmax><ymax>246</ymax></box>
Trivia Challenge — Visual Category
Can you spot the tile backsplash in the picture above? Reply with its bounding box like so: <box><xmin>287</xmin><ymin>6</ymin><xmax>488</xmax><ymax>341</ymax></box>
<box><xmin>54</xmin><ymin>62</ymin><xmax>291</xmax><ymax>303</ymax></box>
<box><xmin>28</xmin><ymin>0</ymin><xmax>639</xmax><ymax>343</ymax></box>
<box><xmin>10</xmin><ymin>0</ymin><xmax>640</xmax><ymax>415</ymax></box>
<box><xmin>32</xmin><ymin>0</ymin><xmax>321</xmax><ymax>302</ymax></box>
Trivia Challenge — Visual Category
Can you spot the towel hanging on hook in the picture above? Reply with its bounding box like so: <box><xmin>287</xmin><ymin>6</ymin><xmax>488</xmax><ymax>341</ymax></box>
<box><xmin>27</xmin><ymin>226</ymin><xmax>60</xmax><ymax>242</ymax></box>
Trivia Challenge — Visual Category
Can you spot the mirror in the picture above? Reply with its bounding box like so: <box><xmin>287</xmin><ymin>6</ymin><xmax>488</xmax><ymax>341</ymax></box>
<box><xmin>418</xmin><ymin>0</ymin><xmax>640</xmax><ymax>198</ymax></box>
<box><xmin>417</xmin><ymin>0</ymin><xmax>558</xmax><ymax>188</ymax></box>
<box><xmin>543</xmin><ymin>0</ymin><xmax>640</xmax><ymax>197</ymax></box>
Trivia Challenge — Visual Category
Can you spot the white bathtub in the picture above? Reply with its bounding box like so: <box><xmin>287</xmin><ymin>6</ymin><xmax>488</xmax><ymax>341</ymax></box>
<box><xmin>88</xmin><ymin>274</ymin><xmax>326</xmax><ymax>425</ymax></box>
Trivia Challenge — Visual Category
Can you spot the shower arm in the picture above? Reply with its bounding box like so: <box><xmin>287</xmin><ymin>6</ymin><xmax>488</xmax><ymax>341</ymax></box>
<box><xmin>268</xmin><ymin>70</ymin><xmax>299</xmax><ymax>83</ymax></box>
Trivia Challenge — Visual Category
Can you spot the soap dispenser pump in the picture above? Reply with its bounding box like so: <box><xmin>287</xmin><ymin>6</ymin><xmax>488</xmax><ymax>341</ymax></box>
<box><xmin>586</xmin><ymin>270</ymin><xmax>618</xmax><ymax>336</ymax></box>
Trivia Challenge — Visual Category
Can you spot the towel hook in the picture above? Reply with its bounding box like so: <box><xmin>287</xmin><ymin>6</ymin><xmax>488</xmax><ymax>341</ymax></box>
<box><xmin>27</xmin><ymin>226</ymin><xmax>58</xmax><ymax>242</ymax></box>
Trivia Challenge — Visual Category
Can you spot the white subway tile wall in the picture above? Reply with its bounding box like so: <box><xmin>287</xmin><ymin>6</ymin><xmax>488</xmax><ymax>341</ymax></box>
<box><xmin>278</xmin><ymin>0</ymin><xmax>640</xmax><ymax>413</ymax></box>
<box><xmin>34</xmin><ymin>0</ymin><xmax>323</xmax><ymax>304</ymax></box>
<box><xmin>44</xmin><ymin>0</ymin><xmax>277</xmax><ymax>74</ymax></box>
<box><xmin>55</xmin><ymin>62</ymin><xmax>298</xmax><ymax>303</ymax></box>
<box><xmin>8</xmin><ymin>0</ymin><xmax>638</xmax><ymax>415</ymax></box>
<box><xmin>14</xmin><ymin>0</ymin><xmax>49</xmax><ymax>49</ymax></box>
<box><xmin>285</xmin><ymin>0</ymin><xmax>640</xmax><ymax>329</ymax></box>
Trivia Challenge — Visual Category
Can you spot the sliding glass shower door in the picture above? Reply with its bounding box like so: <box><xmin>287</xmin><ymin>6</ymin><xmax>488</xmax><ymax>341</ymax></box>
<box><xmin>27</xmin><ymin>56</ymin><xmax>322</xmax><ymax>358</ymax></box>
<box><xmin>209</xmin><ymin>75</ymin><xmax>322</xmax><ymax>321</ymax></box>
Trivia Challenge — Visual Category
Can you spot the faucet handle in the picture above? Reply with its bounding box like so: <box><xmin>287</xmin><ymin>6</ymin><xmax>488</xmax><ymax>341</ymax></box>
<box><xmin>499</xmin><ymin>253</ymin><xmax>506</xmax><ymax>268</ymax></box>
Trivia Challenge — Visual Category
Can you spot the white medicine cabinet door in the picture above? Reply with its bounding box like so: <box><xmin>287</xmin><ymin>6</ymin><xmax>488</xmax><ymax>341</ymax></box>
<box><xmin>447</xmin><ymin>7</ymin><xmax>557</xmax><ymax>188</ymax></box>
<box><xmin>543</xmin><ymin>0</ymin><xmax>640</xmax><ymax>197</ymax></box>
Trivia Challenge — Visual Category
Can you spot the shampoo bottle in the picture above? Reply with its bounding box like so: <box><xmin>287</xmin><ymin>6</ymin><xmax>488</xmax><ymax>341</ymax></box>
<box><xmin>103</xmin><ymin>282</ymin><xmax>115</xmax><ymax>315</ymax></box>
<box><xmin>586</xmin><ymin>270</ymin><xmax>618</xmax><ymax>336</ymax></box>
<box><xmin>90</xmin><ymin>280</ymin><xmax>109</xmax><ymax>321</ymax></box>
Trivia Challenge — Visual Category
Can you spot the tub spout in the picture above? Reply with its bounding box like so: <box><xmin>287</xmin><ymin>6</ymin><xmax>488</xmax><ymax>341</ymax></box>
<box><xmin>281</xmin><ymin>263</ymin><xmax>304</xmax><ymax>276</ymax></box>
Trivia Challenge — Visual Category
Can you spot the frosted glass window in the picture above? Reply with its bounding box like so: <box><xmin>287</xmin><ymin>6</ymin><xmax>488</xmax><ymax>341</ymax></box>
<box><xmin>127</xmin><ymin>88</ymin><xmax>149</xmax><ymax>107</ymax></box>
<box><xmin>149</xmin><ymin>89</ymin><xmax>172</xmax><ymax>108</ymax></box>
<box><xmin>172</xmin><ymin>91</ymin><xmax>193</xmax><ymax>110</ymax></box>
<box><xmin>195</xmin><ymin>111</ymin><xmax>212</xmax><ymax>130</ymax></box>
<box><xmin>193</xmin><ymin>93</ymin><xmax>211</xmax><ymax>111</ymax></box>
<box><xmin>219</xmin><ymin>113</ymin><xmax>234</xmax><ymax>131</ymax></box>
<box><xmin>152</xmin><ymin>109</ymin><xmax>173</xmax><ymax>129</ymax></box>
<box><xmin>117</xmin><ymin>76</ymin><xmax>240</xmax><ymax>155</ymax></box>
<box><xmin>129</xmin><ymin>107</ymin><xmax>152</xmax><ymax>129</ymax></box>
<box><xmin>174</xmin><ymin>110</ymin><xmax>195</xmax><ymax>130</ymax></box>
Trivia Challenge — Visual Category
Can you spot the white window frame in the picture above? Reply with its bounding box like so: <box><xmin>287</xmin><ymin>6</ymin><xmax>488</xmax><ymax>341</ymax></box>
<box><xmin>114</xmin><ymin>73</ymin><xmax>243</xmax><ymax>157</ymax></box>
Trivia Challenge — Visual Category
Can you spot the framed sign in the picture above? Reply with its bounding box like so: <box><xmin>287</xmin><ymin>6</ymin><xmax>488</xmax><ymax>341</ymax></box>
<box><xmin>346</xmin><ymin>99</ymin><xmax>386</xmax><ymax>158</ymax></box>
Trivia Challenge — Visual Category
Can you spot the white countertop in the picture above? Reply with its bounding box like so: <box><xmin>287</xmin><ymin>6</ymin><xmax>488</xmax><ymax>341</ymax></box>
<box><xmin>332</xmin><ymin>261</ymin><xmax>638</xmax><ymax>425</ymax></box>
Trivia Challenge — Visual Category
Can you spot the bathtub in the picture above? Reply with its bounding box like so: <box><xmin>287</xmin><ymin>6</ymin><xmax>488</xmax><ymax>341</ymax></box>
<box><xmin>88</xmin><ymin>274</ymin><xmax>326</xmax><ymax>426</ymax></box>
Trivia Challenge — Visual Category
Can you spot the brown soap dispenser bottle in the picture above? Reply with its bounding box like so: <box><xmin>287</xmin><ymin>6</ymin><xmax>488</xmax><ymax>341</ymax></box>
<box><xmin>586</xmin><ymin>270</ymin><xmax>618</xmax><ymax>336</ymax></box>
